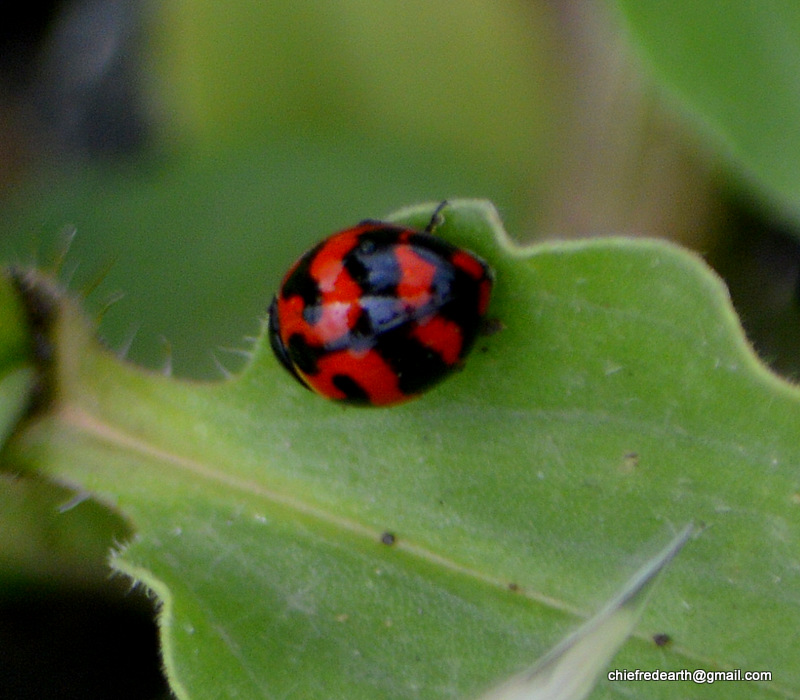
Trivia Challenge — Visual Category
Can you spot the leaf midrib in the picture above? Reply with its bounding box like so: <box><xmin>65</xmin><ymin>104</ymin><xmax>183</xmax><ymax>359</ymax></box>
<box><xmin>52</xmin><ymin>401</ymin><xmax>800</xmax><ymax>699</ymax></box>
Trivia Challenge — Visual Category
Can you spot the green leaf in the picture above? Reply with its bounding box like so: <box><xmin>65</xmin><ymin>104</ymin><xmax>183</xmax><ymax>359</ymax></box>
<box><xmin>613</xmin><ymin>1</ymin><xmax>800</xmax><ymax>220</ymax></box>
<box><xmin>0</xmin><ymin>271</ymin><xmax>37</xmax><ymax>448</ymax></box>
<box><xmin>0</xmin><ymin>271</ymin><xmax>131</xmax><ymax>586</ymax></box>
<box><xmin>0</xmin><ymin>367</ymin><xmax>34</xmax><ymax>448</ymax></box>
<box><xmin>0</xmin><ymin>473</ymin><xmax>131</xmax><ymax>587</ymax></box>
<box><xmin>6</xmin><ymin>201</ymin><xmax>799</xmax><ymax>699</ymax></box>
<box><xmin>0</xmin><ymin>273</ymin><xmax>40</xmax><ymax>583</ymax></box>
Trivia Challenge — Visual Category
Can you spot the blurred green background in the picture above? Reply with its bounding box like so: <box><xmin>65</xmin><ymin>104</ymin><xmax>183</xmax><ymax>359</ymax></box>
<box><xmin>0</xmin><ymin>0</ymin><xmax>565</xmax><ymax>379</ymax></box>
<box><xmin>2</xmin><ymin>1</ymin><xmax>800</xmax><ymax>697</ymax></box>
<box><xmin>5</xmin><ymin>0</ymin><xmax>793</xmax><ymax>381</ymax></box>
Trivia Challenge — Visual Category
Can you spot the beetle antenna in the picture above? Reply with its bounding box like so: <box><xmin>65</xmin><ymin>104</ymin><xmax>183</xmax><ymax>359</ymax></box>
<box><xmin>424</xmin><ymin>200</ymin><xmax>449</xmax><ymax>234</ymax></box>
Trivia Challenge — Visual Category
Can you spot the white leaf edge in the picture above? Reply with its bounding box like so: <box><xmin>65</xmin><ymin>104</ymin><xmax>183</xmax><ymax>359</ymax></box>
<box><xmin>478</xmin><ymin>524</ymin><xmax>694</xmax><ymax>700</ymax></box>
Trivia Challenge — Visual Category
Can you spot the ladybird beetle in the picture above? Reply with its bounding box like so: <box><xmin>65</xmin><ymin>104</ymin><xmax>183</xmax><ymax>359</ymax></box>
<box><xmin>268</xmin><ymin>203</ymin><xmax>494</xmax><ymax>406</ymax></box>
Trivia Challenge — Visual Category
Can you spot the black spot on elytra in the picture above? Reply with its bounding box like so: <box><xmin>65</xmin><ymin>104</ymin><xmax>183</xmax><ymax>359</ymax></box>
<box><xmin>268</xmin><ymin>297</ymin><xmax>298</xmax><ymax>378</ymax></box>
<box><xmin>280</xmin><ymin>242</ymin><xmax>323</xmax><ymax>308</ymax></box>
<box><xmin>375</xmin><ymin>331</ymin><xmax>450</xmax><ymax>395</ymax></box>
<box><xmin>286</xmin><ymin>334</ymin><xmax>323</xmax><ymax>378</ymax></box>
<box><xmin>332</xmin><ymin>374</ymin><xmax>370</xmax><ymax>403</ymax></box>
